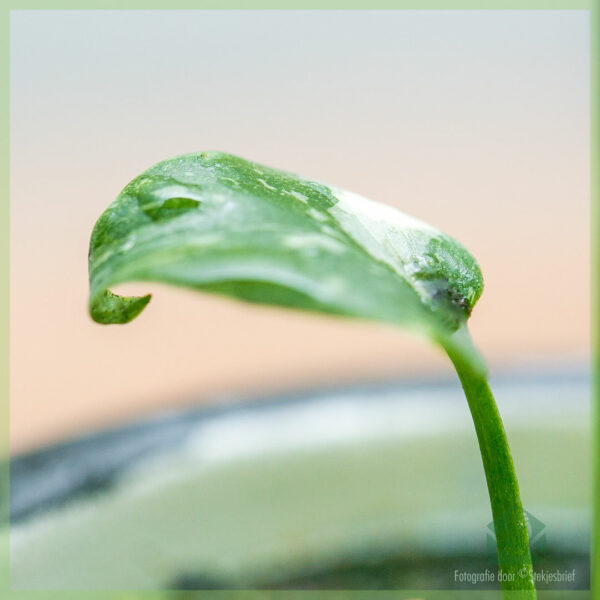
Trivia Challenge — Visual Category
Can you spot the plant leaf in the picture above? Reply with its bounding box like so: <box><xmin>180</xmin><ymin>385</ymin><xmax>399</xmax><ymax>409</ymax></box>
<box><xmin>88</xmin><ymin>152</ymin><xmax>483</xmax><ymax>342</ymax></box>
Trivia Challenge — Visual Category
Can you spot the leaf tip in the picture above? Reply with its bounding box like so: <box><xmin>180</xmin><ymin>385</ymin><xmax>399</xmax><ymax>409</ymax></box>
<box><xmin>90</xmin><ymin>290</ymin><xmax>151</xmax><ymax>325</ymax></box>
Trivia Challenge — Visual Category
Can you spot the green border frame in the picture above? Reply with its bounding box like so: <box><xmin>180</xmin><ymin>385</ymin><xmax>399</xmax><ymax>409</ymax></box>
<box><xmin>2</xmin><ymin>3</ymin><xmax>596</xmax><ymax>599</ymax></box>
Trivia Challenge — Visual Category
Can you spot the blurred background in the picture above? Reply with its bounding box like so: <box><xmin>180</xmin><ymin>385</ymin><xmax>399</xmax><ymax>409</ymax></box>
<box><xmin>10</xmin><ymin>10</ymin><xmax>589</xmax><ymax>452</ymax></box>
<box><xmin>7</xmin><ymin>9</ymin><xmax>591</xmax><ymax>591</ymax></box>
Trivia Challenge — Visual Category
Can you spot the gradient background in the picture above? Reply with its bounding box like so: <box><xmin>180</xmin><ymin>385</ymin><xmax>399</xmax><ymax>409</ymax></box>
<box><xmin>10</xmin><ymin>10</ymin><xmax>590</xmax><ymax>453</ymax></box>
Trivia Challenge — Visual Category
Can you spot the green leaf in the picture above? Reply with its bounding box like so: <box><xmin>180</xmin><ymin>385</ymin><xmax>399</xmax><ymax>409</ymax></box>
<box><xmin>88</xmin><ymin>152</ymin><xmax>483</xmax><ymax>342</ymax></box>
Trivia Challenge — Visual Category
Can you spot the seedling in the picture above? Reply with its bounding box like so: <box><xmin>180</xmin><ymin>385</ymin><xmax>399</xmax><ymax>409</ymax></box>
<box><xmin>88</xmin><ymin>152</ymin><xmax>536</xmax><ymax>597</ymax></box>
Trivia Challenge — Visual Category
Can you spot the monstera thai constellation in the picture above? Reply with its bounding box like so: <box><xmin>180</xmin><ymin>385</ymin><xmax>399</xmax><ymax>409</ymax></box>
<box><xmin>88</xmin><ymin>151</ymin><xmax>536</xmax><ymax>598</ymax></box>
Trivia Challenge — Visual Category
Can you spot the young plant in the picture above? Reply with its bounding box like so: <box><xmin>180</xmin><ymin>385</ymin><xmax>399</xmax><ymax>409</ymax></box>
<box><xmin>88</xmin><ymin>151</ymin><xmax>535</xmax><ymax>597</ymax></box>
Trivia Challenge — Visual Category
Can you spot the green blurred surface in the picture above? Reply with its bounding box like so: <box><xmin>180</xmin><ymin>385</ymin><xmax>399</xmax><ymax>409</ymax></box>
<box><xmin>8</xmin><ymin>402</ymin><xmax>589</xmax><ymax>590</ymax></box>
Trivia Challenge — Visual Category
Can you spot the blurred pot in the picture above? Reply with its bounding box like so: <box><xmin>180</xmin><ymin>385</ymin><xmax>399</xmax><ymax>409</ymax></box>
<box><xmin>8</xmin><ymin>370</ymin><xmax>589</xmax><ymax>591</ymax></box>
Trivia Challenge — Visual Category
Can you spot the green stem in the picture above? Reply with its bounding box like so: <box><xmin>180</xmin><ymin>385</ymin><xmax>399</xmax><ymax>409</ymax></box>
<box><xmin>440</xmin><ymin>326</ymin><xmax>536</xmax><ymax>599</ymax></box>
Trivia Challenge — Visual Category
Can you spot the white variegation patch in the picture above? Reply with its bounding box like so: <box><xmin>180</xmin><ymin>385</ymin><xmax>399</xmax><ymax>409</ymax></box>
<box><xmin>283</xmin><ymin>232</ymin><xmax>347</xmax><ymax>255</ymax></box>
<box><xmin>329</xmin><ymin>187</ymin><xmax>437</xmax><ymax>280</ymax></box>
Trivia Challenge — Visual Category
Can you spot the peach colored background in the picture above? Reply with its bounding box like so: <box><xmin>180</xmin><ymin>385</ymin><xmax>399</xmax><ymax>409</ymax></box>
<box><xmin>10</xmin><ymin>10</ymin><xmax>590</xmax><ymax>453</ymax></box>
